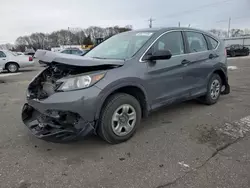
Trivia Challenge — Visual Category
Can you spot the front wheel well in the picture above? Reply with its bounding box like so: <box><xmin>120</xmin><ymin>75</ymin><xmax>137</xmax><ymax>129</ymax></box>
<box><xmin>100</xmin><ymin>86</ymin><xmax>148</xmax><ymax>119</ymax></box>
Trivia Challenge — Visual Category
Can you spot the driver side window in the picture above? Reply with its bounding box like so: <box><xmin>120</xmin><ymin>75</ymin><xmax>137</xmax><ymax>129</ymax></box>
<box><xmin>152</xmin><ymin>31</ymin><xmax>185</xmax><ymax>56</ymax></box>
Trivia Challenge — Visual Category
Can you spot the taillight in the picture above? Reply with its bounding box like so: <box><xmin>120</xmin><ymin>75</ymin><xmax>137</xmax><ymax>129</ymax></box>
<box><xmin>29</xmin><ymin>56</ymin><xmax>33</xmax><ymax>61</ymax></box>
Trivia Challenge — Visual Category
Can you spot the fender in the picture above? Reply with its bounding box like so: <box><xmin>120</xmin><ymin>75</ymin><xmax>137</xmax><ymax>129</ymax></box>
<box><xmin>94</xmin><ymin>77</ymin><xmax>150</xmax><ymax>120</ymax></box>
<box><xmin>207</xmin><ymin>63</ymin><xmax>230</xmax><ymax>95</ymax></box>
<box><xmin>207</xmin><ymin>63</ymin><xmax>228</xmax><ymax>80</ymax></box>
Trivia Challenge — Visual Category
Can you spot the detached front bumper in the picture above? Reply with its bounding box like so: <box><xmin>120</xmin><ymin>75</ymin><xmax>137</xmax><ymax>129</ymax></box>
<box><xmin>22</xmin><ymin>86</ymin><xmax>102</xmax><ymax>142</ymax></box>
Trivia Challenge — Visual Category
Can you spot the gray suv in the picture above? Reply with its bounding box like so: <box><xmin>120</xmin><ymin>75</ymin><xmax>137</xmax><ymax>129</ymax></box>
<box><xmin>22</xmin><ymin>27</ymin><xmax>230</xmax><ymax>144</ymax></box>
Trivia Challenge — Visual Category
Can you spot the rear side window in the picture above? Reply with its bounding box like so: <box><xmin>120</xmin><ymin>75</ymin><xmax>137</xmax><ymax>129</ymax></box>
<box><xmin>207</xmin><ymin>36</ymin><xmax>218</xmax><ymax>49</ymax></box>
<box><xmin>186</xmin><ymin>32</ymin><xmax>208</xmax><ymax>53</ymax></box>
<box><xmin>0</xmin><ymin>51</ymin><xmax>6</xmax><ymax>57</ymax></box>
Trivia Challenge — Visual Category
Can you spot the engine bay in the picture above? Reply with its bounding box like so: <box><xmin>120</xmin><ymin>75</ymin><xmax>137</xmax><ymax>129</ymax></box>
<box><xmin>27</xmin><ymin>63</ymin><xmax>118</xmax><ymax>100</ymax></box>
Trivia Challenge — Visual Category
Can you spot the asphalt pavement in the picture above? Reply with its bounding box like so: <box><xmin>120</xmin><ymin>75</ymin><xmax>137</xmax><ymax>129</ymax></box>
<box><xmin>0</xmin><ymin>57</ymin><xmax>250</xmax><ymax>188</ymax></box>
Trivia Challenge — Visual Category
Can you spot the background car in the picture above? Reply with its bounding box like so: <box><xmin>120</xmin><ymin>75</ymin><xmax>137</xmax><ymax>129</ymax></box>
<box><xmin>60</xmin><ymin>48</ymin><xmax>87</xmax><ymax>56</ymax></box>
<box><xmin>226</xmin><ymin>44</ymin><xmax>249</xmax><ymax>57</ymax></box>
<box><xmin>24</xmin><ymin>52</ymin><xmax>35</xmax><ymax>57</ymax></box>
<box><xmin>0</xmin><ymin>50</ymin><xmax>34</xmax><ymax>73</ymax></box>
<box><xmin>16</xmin><ymin>52</ymin><xmax>24</xmax><ymax>55</ymax></box>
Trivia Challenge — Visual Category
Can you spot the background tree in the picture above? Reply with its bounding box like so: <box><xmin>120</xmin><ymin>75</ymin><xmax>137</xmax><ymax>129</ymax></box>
<box><xmin>14</xmin><ymin>25</ymin><xmax>133</xmax><ymax>51</ymax></box>
<box><xmin>83</xmin><ymin>35</ymin><xmax>93</xmax><ymax>45</ymax></box>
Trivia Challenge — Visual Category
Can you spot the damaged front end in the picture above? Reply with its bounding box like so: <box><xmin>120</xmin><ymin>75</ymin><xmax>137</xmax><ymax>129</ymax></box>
<box><xmin>22</xmin><ymin>65</ymin><xmax>97</xmax><ymax>142</ymax></box>
<box><xmin>22</xmin><ymin>104</ymin><xmax>94</xmax><ymax>142</ymax></box>
<box><xmin>22</xmin><ymin>51</ymin><xmax>123</xmax><ymax>142</ymax></box>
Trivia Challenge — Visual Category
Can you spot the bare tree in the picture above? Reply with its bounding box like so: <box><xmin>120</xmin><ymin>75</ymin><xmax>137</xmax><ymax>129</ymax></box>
<box><xmin>15</xmin><ymin>25</ymin><xmax>133</xmax><ymax>50</ymax></box>
<box><xmin>230</xmin><ymin>29</ymin><xmax>244</xmax><ymax>37</ymax></box>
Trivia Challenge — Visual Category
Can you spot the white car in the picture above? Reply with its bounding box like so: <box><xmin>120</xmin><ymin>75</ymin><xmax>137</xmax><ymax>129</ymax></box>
<box><xmin>0</xmin><ymin>50</ymin><xmax>35</xmax><ymax>73</ymax></box>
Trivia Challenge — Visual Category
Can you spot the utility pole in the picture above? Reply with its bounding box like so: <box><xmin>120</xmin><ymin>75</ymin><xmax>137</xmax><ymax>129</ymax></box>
<box><xmin>227</xmin><ymin>17</ymin><xmax>231</xmax><ymax>38</ymax></box>
<box><xmin>148</xmin><ymin>18</ymin><xmax>155</xmax><ymax>28</ymax></box>
<box><xmin>178</xmin><ymin>22</ymin><xmax>180</xmax><ymax>27</ymax></box>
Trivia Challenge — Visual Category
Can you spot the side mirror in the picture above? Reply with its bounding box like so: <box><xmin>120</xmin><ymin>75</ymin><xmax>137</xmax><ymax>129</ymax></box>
<box><xmin>147</xmin><ymin>50</ymin><xmax>172</xmax><ymax>61</ymax></box>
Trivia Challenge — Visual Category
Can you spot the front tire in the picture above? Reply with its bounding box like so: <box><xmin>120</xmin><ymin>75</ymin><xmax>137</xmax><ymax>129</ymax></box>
<box><xmin>200</xmin><ymin>74</ymin><xmax>222</xmax><ymax>105</ymax></box>
<box><xmin>6</xmin><ymin>62</ymin><xmax>19</xmax><ymax>73</ymax></box>
<box><xmin>98</xmin><ymin>93</ymin><xmax>142</xmax><ymax>144</ymax></box>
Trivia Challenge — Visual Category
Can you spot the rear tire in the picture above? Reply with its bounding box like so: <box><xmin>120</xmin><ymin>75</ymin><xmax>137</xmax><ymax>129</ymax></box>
<box><xmin>199</xmin><ymin>74</ymin><xmax>222</xmax><ymax>105</ymax></box>
<box><xmin>98</xmin><ymin>93</ymin><xmax>142</xmax><ymax>144</ymax></box>
<box><xmin>6</xmin><ymin>62</ymin><xmax>19</xmax><ymax>73</ymax></box>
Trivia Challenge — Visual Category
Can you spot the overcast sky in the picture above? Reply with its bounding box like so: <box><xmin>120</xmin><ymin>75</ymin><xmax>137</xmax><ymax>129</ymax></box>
<box><xmin>0</xmin><ymin>0</ymin><xmax>249</xmax><ymax>44</ymax></box>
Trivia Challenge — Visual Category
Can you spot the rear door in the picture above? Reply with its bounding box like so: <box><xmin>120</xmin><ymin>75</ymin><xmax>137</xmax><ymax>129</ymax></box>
<box><xmin>144</xmin><ymin>31</ymin><xmax>192</xmax><ymax>108</ymax></box>
<box><xmin>0</xmin><ymin>51</ymin><xmax>7</xmax><ymax>70</ymax></box>
<box><xmin>182</xmin><ymin>31</ymin><xmax>218</xmax><ymax>96</ymax></box>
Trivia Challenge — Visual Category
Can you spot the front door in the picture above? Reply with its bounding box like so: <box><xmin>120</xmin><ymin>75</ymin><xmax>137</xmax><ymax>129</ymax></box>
<box><xmin>143</xmin><ymin>31</ymin><xmax>191</xmax><ymax>109</ymax></box>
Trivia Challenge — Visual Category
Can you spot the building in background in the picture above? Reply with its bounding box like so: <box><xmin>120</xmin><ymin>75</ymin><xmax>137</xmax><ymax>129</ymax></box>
<box><xmin>223</xmin><ymin>36</ymin><xmax>250</xmax><ymax>48</ymax></box>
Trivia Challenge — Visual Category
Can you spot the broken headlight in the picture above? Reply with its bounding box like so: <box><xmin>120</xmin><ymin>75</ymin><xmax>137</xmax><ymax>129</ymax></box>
<box><xmin>57</xmin><ymin>72</ymin><xmax>105</xmax><ymax>91</ymax></box>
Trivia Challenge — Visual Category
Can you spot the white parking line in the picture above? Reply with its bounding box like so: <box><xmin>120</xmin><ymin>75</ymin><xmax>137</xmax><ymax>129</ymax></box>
<box><xmin>178</xmin><ymin>161</ymin><xmax>190</xmax><ymax>168</ymax></box>
<box><xmin>0</xmin><ymin>73</ymin><xmax>22</xmax><ymax>77</ymax></box>
<box><xmin>228</xmin><ymin>56</ymin><xmax>250</xmax><ymax>60</ymax></box>
<box><xmin>228</xmin><ymin>66</ymin><xmax>238</xmax><ymax>70</ymax></box>
<box><xmin>219</xmin><ymin>115</ymin><xmax>250</xmax><ymax>139</ymax></box>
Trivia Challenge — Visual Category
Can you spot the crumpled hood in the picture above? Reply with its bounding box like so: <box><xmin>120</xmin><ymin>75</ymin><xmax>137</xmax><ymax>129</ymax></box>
<box><xmin>34</xmin><ymin>50</ymin><xmax>125</xmax><ymax>67</ymax></box>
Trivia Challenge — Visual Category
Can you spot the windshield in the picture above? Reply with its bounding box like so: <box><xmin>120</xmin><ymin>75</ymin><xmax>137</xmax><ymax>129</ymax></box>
<box><xmin>84</xmin><ymin>31</ymin><xmax>154</xmax><ymax>60</ymax></box>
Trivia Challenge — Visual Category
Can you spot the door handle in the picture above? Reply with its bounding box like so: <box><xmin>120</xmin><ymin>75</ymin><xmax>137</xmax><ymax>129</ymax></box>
<box><xmin>181</xmin><ymin>59</ymin><xmax>191</xmax><ymax>65</ymax></box>
<box><xmin>2</xmin><ymin>59</ymin><xmax>6</xmax><ymax>60</ymax></box>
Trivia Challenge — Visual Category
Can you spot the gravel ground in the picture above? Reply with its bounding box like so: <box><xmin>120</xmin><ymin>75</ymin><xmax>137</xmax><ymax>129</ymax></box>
<box><xmin>0</xmin><ymin>57</ymin><xmax>250</xmax><ymax>188</ymax></box>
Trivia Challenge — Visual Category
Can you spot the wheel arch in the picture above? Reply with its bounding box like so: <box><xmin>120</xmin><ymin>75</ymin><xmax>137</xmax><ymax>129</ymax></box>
<box><xmin>95</xmin><ymin>83</ymin><xmax>150</xmax><ymax>121</ymax></box>
<box><xmin>5</xmin><ymin>61</ymin><xmax>20</xmax><ymax>69</ymax></box>
<box><xmin>212</xmin><ymin>69</ymin><xmax>227</xmax><ymax>87</ymax></box>
<box><xmin>210</xmin><ymin>67</ymin><xmax>230</xmax><ymax>94</ymax></box>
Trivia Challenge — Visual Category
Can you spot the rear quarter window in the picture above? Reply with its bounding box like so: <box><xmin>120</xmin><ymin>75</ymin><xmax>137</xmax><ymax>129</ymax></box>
<box><xmin>206</xmin><ymin>36</ymin><xmax>219</xmax><ymax>50</ymax></box>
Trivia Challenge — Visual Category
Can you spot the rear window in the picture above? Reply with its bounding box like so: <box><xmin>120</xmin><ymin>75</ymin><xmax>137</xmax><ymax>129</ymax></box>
<box><xmin>71</xmin><ymin>50</ymin><xmax>82</xmax><ymax>55</ymax></box>
<box><xmin>9</xmin><ymin>51</ymin><xmax>18</xmax><ymax>56</ymax></box>
<box><xmin>61</xmin><ymin>50</ymin><xmax>71</xmax><ymax>54</ymax></box>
